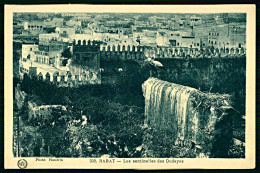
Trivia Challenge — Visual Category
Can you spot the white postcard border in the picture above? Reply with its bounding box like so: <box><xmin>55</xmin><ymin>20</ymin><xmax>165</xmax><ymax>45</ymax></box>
<box><xmin>4</xmin><ymin>4</ymin><xmax>256</xmax><ymax>169</ymax></box>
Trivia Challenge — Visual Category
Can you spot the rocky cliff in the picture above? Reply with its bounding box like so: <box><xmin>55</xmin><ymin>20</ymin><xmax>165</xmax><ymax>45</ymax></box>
<box><xmin>142</xmin><ymin>78</ymin><xmax>233</xmax><ymax>157</ymax></box>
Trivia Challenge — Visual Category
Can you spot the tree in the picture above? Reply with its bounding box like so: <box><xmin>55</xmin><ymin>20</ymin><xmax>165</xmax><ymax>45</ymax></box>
<box><xmin>61</xmin><ymin>48</ymin><xmax>72</xmax><ymax>59</ymax></box>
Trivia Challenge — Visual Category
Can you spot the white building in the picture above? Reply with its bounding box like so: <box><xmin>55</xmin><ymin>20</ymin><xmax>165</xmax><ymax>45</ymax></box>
<box><xmin>19</xmin><ymin>57</ymin><xmax>101</xmax><ymax>87</ymax></box>
<box><xmin>190</xmin><ymin>16</ymin><xmax>203</xmax><ymax>26</ymax></box>
<box><xmin>22</xmin><ymin>44</ymin><xmax>38</xmax><ymax>59</ymax></box>
<box><xmin>156</xmin><ymin>30</ymin><xmax>201</xmax><ymax>49</ymax></box>
<box><xmin>24</xmin><ymin>22</ymin><xmax>45</xmax><ymax>35</ymax></box>
<box><xmin>39</xmin><ymin>33</ymin><xmax>60</xmax><ymax>44</ymax></box>
<box><xmin>66</xmin><ymin>20</ymin><xmax>82</xmax><ymax>27</ymax></box>
<box><xmin>208</xmin><ymin>24</ymin><xmax>246</xmax><ymax>49</ymax></box>
<box><xmin>56</xmin><ymin>27</ymin><xmax>76</xmax><ymax>37</ymax></box>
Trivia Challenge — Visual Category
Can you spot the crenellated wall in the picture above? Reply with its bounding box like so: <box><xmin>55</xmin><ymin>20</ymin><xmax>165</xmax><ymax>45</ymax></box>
<box><xmin>142</xmin><ymin>46</ymin><xmax>246</xmax><ymax>58</ymax></box>
<box><xmin>99</xmin><ymin>44</ymin><xmax>146</xmax><ymax>60</ymax></box>
<box><xmin>72</xmin><ymin>39</ymin><xmax>102</xmax><ymax>48</ymax></box>
<box><xmin>72</xmin><ymin>40</ymin><xmax>101</xmax><ymax>71</ymax></box>
<box><xmin>71</xmin><ymin>39</ymin><xmax>246</xmax><ymax>61</ymax></box>
<box><xmin>98</xmin><ymin>44</ymin><xmax>246</xmax><ymax>60</ymax></box>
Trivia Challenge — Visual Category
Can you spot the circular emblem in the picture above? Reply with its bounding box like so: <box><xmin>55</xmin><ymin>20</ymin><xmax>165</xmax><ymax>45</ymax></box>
<box><xmin>17</xmin><ymin>159</ymin><xmax>28</xmax><ymax>169</ymax></box>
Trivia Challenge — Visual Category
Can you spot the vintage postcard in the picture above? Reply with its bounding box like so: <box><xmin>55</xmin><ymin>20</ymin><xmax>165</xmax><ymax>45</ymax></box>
<box><xmin>4</xmin><ymin>4</ymin><xmax>255</xmax><ymax>169</ymax></box>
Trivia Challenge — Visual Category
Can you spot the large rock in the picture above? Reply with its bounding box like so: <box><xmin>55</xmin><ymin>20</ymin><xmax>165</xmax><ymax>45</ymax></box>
<box><xmin>15</xmin><ymin>84</ymin><xmax>27</xmax><ymax>110</ymax></box>
<box><xmin>142</xmin><ymin>77</ymin><xmax>233</xmax><ymax>158</ymax></box>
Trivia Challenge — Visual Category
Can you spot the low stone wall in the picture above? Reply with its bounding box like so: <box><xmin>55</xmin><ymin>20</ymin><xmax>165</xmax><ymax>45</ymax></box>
<box><xmin>142</xmin><ymin>78</ymin><xmax>234</xmax><ymax>158</ymax></box>
<box><xmin>28</xmin><ymin>103</ymin><xmax>67</xmax><ymax>120</ymax></box>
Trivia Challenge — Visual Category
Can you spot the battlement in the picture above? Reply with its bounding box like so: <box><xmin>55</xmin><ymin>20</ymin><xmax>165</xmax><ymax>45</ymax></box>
<box><xmin>72</xmin><ymin>40</ymin><xmax>246</xmax><ymax>60</ymax></box>
<box><xmin>99</xmin><ymin>44</ymin><xmax>146</xmax><ymax>60</ymax></box>
<box><xmin>72</xmin><ymin>39</ymin><xmax>102</xmax><ymax>46</ymax></box>
<box><xmin>100</xmin><ymin>44</ymin><xmax>144</xmax><ymax>52</ymax></box>
<box><xmin>98</xmin><ymin>44</ymin><xmax>246</xmax><ymax>60</ymax></box>
<box><xmin>72</xmin><ymin>39</ymin><xmax>102</xmax><ymax>53</ymax></box>
<box><xmin>143</xmin><ymin>46</ymin><xmax>246</xmax><ymax>58</ymax></box>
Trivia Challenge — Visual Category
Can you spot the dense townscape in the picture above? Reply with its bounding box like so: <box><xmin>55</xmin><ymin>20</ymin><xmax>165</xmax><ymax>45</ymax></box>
<box><xmin>13</xmin><ymin>12</ymin><xmax>246</xmax><ymax>158</ymax></box>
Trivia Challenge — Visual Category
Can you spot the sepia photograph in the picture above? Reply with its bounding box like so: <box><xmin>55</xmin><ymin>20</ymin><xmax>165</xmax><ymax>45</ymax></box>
<box><xmin>5</xmin><ymin>5</ymin><xmax>255</xmax><ymax>169</ymax></box>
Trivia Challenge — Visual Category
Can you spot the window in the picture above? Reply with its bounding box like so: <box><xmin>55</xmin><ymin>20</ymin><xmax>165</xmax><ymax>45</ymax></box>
<box><xmin>209</xmin><ymin>33</ymin><xmax>211</xmax><ymax>35</ymax></box>
<box><xmin>197</xmin><ymin>43</ymin><xmax>199</xmax><ymax>46</ymax></box>
<box><xmin>217</xmin><ymin>33</ymin><xmax>219</xmax><ymax>36</ymax></box>
<box><xmin>215</xmin><ymin>41</ymin><xmax>217</xmax><ymax>45</ymax></box>
<box><xmin>177</xmin><ymin>43</ymin><xmax>179</xmax><ymax>46</ymax></box>
<box><xmin>208</xmin><ymin>40</ymin><xmax>210</xmax><ymax>43</ymax></box>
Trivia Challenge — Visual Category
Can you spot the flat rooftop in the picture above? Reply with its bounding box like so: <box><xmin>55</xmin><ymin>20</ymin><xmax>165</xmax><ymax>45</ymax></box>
<box><xmin>22</xmin><ymin>59</ymin><xmax>66</xmax><ymax>74</ymax></box>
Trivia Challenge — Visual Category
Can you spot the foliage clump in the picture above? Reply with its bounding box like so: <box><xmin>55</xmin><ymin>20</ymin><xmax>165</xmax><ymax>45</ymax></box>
<box><xmin>14</xmin><ymin>76</ymin><xmax>145</xmax><ymax>158</ymax></box>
